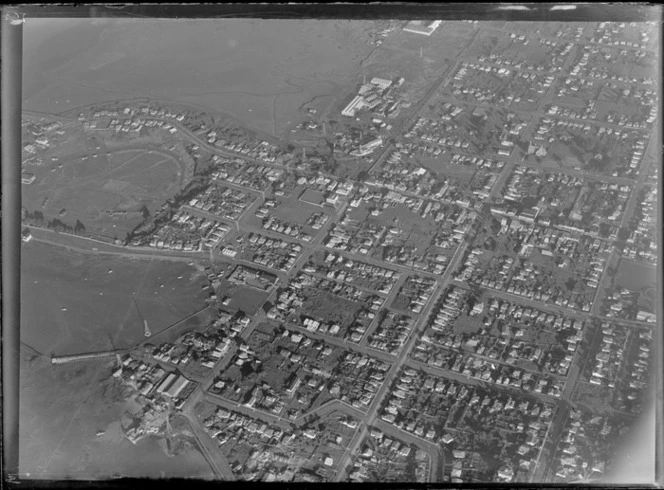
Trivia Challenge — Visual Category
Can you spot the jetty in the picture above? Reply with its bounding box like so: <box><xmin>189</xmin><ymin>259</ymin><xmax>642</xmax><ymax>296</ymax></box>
<box><xmin>51</xmin><ymin>350</ymin><xmax>126</xmax><ymax>364</ymax></box>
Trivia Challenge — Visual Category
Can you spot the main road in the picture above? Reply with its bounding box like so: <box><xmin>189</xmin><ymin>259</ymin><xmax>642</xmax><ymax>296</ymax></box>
<box><xmin>181</xmin><ymin>389</ymin><xmax>235</xmax><ymax>480</ymax></box>
<box><xmin>26</xmin><ymin>225</ymin><xmax>210</xmax><ymax>262</ymax></box>
<box><xmin>333</xmin><ymin>236</ymin><xmax>471</xmax><ymax>482</ymax></box>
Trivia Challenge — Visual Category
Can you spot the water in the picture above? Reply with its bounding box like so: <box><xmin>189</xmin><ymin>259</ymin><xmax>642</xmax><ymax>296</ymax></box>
<box><xmin>23</xmin><ymin>19</ymin><xmax>373</xmax><ymax>136</ymax></box>
<box><xmin>18</xmin><ymin>17</ymin><xmax>376</xmax><ymax>479</ymax></box>
<box><xmin>20</xmin><ymin>242</ymin><xmax>208</xmax><ymax>356</ymax></box>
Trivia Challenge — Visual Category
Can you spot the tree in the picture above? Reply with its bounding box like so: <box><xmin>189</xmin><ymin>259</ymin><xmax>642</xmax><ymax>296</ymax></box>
<box><xmin>617</xmin><ymin>227</ymin><xmax>630</xmax><ymax>241</ymax></box>
<box><xmin>490</xmin><ymin>217</ymin><xmax>501</xmax><ymax>235</ymax></box>
<box><xmin>48</xmin><ymin>218</ymin><xmax>69</xmax><ymax>232</ymax></box>
<box><xmin>74</xmin><ymin>219</ymin><xmax>86</xmax><ymax>234</ymax></box>
<box><xmin>598</xmin><ymin>222</ymin><xmax>611</xmax><ymax>238</ymax></box>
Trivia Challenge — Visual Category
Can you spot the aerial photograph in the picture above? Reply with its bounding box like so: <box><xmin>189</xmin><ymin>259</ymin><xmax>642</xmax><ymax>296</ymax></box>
<box><xmin>16</xmin><ymin>9</ymin><xmax>660</xmax><ymax>484</ymax></box>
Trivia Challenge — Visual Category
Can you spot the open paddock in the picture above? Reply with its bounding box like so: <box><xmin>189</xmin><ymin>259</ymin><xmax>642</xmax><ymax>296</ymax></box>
<box><xmin>299</xmin><ymin>188</ymin><xmax>326</xmax><ymax>206</ymax></box>
<box><xmin>273</xmin><ymin>193</ymin><xmax>320</xmax><ymax>226</ymax></box>
<box><xmin>23</xmin><ymin>146</ymin><xmax>186</xmax><ymax>238</ymax></box>
<box><xmin>386</xmin><ymin>21</ymin><xmax>475</xmax><ymax>60</ymax></box>
<box><xmin>217</xmin><ymin>281</ymin><xmax>270</xmax><ymax>316</ymax></box>
<box><xmin>616</xmin><ymin>259</ymin><xmax>657</xmax><ymax>292</ymax></box>
<box><xmin>362</xmin><ymin>45</ymin><xmax>452</xmax><ymax>108</ymax></box>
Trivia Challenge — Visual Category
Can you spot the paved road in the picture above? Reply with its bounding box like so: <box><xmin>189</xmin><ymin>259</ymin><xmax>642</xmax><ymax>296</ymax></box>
<box><xmin>517</xmin><ymin>160</ymin><xmax>638</xmax><ymax>187</ymax></box>
<box><xmin>374</xmin><ymin>418</ymin><xmax>441</xmax><ymax>481</ymax></box>
<box><xmin>588</xmin><ymin>127</ymin><xmax>658</xmax><ymax>318</ymax></box>
<box><xmin>30</xmin><ymin>226</ymin><xmax>232</xmax><ymax>480</ymax></box>
<box><xmin>288</xmin><ymin>323</ymin><xmax>397</xmax><ymax>365</ymax></box>
<box><xmin>27</xmin><ymin>222</ymin><xmax>299</xmax><ymax>287</ymax></box>
<box><xmin>451</xmin><ymin>280</ymin><xmax>594</xmax><ymax>320</ymax></box>
<box><xmin>181</xmin><ymin>390</ymin><xmax>235</xmax><ymax>480</ymax></box>
<box><xmin>203</xmin><ymin>392</ymin><xmax>290</xmax><ymax>431</ymax></box>
<box><xmin>394</xmin><ymin>27</ymin><xmax>481</xmax><ymax>137</ymax></box>
<box><xmin>480</xmin><ymin>22</ymin><xmax>655</xmax><ymax>56</ymax></box>
<box><xmin>561</xmin><ymin>324</ymin><xmax>602</xmax><ymax>402</ymax></box>
<box><xmin>530</xmin><ymin>400</ymin><xmax>570</xmax><ymax>482</ymax></box>
<box><xmin>24</xmin><ymin>34</ymin><xmax>657</xmax><ymax>483</ymax></box>
<box><xmin>488</xmin><ymin>160</ymin><xmax>516</xmax><ymax>201</ymax></box>
<box><xmin>333</xmin><ymin>238</ymin><xmax>470</xmax><ymax>482</ymax></box>
<box><xmin>428</xmin><ymin>38</ymin><xmax>643</xmax><ymax>482</ymax></box>
<box><xmin>407</xmin><ymin>359</ymin><xmax>559</xmax><ymax>406</ymax></box>
<box><xmin>26</xmin><ymin>225</ymin><xmax>209</xmax><ymax>262</ymax></box>
<box><xmin>591</xmin><ymin>314</ymin><xmax>654</xmax><ymax>330</ymax></box>
<box><xmin>294</xmin><ymin>398</ymin><xmax>367</xmax><ymax>424</ymax></box>
<box><xmin>229</xmin><ymin>200</ymin><xmax>349</xmax><ymax>344</ymax></box>
<box><xmin>359</xmin><ymin>274</ymin><xmax>410</xmax><ymax>347</ymax></box>
<box><xmin>322</xmin><ymin>245</ymin><xmax>443</xmax><ymax>284</ymax></box>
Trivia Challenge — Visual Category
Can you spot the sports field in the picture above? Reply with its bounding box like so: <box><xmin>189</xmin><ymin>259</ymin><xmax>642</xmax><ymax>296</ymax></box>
<box><xmin>616</xmin><ymin>259</ymin><xmax>657</xmax><ymax>292</ymax></box>
<box><xmin>22</xmin><ymin>147</ymin><xmax>185</xmax><ymax>239</ymax></box>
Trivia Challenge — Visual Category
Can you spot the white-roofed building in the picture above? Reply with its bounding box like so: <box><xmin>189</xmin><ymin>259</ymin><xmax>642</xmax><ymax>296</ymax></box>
<box><xmin>342</xmin><ymin>95</ymin><xmax>366</xmax><ymax>117</ymax></box>
<box><xmin>403</xmin><ymin>20</ymin><xmax>442</xmax><ymax>36</ymax></box>
<box><xmin>371</xmin><ymin>77</ymin><xmax>393</xmax><ymax>90</ymax></box>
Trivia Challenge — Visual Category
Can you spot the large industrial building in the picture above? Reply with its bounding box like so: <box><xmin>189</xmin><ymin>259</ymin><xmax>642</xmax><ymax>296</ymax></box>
<box><xmin>371</xmin><ymin>77</ymin><xmax>393</xmax><ymax>90</ymax></box>
<box><xmin>342</xmin><ymin>95</ymin><xmax>366</xmax><ymax>117</ymax></box>
<box><xmin>155</xmin><ymin>372</ymin><xmax>190</xmax><ymax>398</ymax></box>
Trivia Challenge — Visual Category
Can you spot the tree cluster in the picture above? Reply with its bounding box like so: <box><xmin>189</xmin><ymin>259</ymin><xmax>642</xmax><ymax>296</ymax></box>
<box><xmin>22</xmin><ymin>209</ymin><xmax>86</xmax><ymax>235</ymax></box>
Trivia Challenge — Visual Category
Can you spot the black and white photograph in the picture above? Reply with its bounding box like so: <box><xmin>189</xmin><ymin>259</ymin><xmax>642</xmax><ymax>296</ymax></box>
<box><xmin>2</xmin><ymin>4</ymin><xmax>662</xmax><ymax>486</ymax></box>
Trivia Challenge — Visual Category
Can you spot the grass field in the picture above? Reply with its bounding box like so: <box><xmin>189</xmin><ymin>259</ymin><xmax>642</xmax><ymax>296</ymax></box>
<box><xmin>302</xmin><ymin>290</ymin><xmax>363</xmax><ymax>328</ymax></box>
<box><xmin>420</xmin><ymin>155</ymin><xmax>477</xmax><ymax>185</ymax></box>
<box><xmin>299</xmin><ymin>188</ymin><xmax>325</xmax><ymax>206</ymax></box>
<box><xmin>463</xmin><ymin>28</ymin><xmax>508</xmax><ymax>60</ymax></box>
<box><xmin>385</xmin><ymin>21</ymin><xmax>475</xmax><ymax>60</ymax></box>
<box><xmin>218</xmin><ymin>280</ymin><xmax>269</xmax><ymax>316</ymax></box>
<box><xmin>273</xmin><ymin>194</ymin><xmax>317</xmax><ymax>225</ymax></box>
<box><xmin>372</xmin><ymin>203</ymin><xmax>438</xmax><ymax>256</ymax></box>
<box><xmin>23</xmin><ymin>145</ymin><xmax>185</xmax><ymax>239</ymax></box>
<box><xmin>616</xmin><ymin>259</ymin><xmax>657</xmax><ymax>292</ymax></box>
<box><xmin>21</xmin><ymin>241</ymin><xmax>210</xmax><ymax>356</ymax></box>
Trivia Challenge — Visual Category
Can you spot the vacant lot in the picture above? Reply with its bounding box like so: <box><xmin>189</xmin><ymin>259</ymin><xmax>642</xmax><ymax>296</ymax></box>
<box><xmin>273</xmin><ymin>194</ymin><xmax>318</xmax><ymax>225</ymax></box>
<box><xmin>301</xmin><ymin>290</ymin><xmax>363</xmax><ymax>328</ymax></box>
<box><xmin>299</xmin><ymin>187</ymin><xmax>325</xmax><ymax>206</ymax></box>
<box><xmin>218</xmin><ymin>280</ymin><xmax>270</xmax><ymax>316</ymax></box>
<box><xmin>616</xmin><ymin>259</ymin><xmax>657</xmax><ymax>292</ymax></box>
<box><xmin>420</xmin><ymin>155</ymin><xmax>477</xmax><ymax>185</ymax></box>
<box><xmin>21</xmin><ymin>241</ymin><xmax>209</xmax><ymax>356</ymax></box>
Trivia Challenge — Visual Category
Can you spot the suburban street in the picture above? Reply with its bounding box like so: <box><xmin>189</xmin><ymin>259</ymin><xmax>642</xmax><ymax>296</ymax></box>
<box><xmin>20</xmin><ymin>17</ymin><xmax>657</xmax><ymax>485</ymax></box>
<box><xmin>333</xmin><ymin>237</ymin><xmax>471</xmax><ymax>481</ymax></box>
